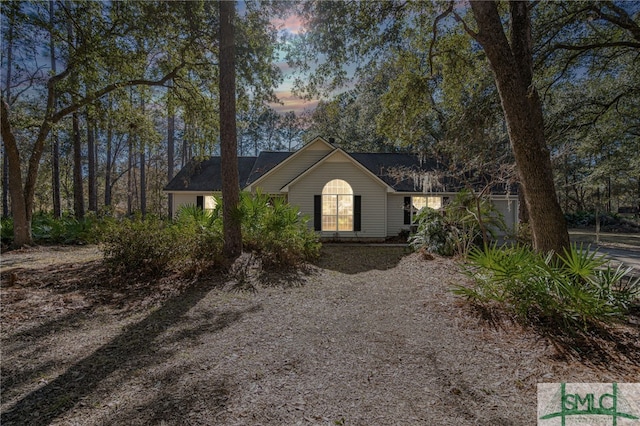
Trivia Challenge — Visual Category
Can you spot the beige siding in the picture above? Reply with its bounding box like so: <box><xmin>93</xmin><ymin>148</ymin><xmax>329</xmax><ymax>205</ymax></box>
<box><xmin>252</xmin><ymin>140</ymin><xmax>332</xmax><ymax>194</ymax></box>
<box><xmin>288</xmin><ymin>161</ymin><xmax>388</xmax><ymax>238</ymax></box>
<box><xmin>492</xmin><ymin>197</ymin><xmax>519</xmax><ymax>234</ymax></box>
<box><xmin>173</xmin><ymin>193</ymin><xmax>198</xmax><ymax>216</ymax></box>
<box><xmin>171</xmin><ymin>192</ymin><xmax>218</xmax><ymax>218</ymax></box>
<box><xmin>387</xmin><ymin>194</ymin><xmax>409</xmax><ymax>237</ymax></box>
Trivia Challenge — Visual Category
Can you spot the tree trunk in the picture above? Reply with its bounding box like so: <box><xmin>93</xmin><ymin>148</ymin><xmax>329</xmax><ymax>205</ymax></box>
<box><xmin>140</xmin><ymin>149</ymin><xmax>146</xmax><ymax>217</ymax></box>
<box><xmin>2</xmin><ymin>146</ymin><xmax>8</xmax><ymax>218</ymax></box>
<box><xmin>105</xmin><ymin>112</ymin><xmax>113</xmax><ymax>208</ymax></box>
<box><xmin>87</xmin><ymin>113</ymin><xmax>97</xmax><ymax>212</ymax></box>
<box><xmin>470</xmin><ymin>0</ymin><xmax>569</xmax><ymax>254</ymax></box>
<box><xmin>51</xmin><ymin>132</ymin><xmax>61</xmax><ymax>218</ymax></box>
<box><xmin>72</xmin><ymin>112</ymin><xmax>85</xmax><ymax>219</ymax></box>
<box><xmin>219</xmin><ymin>0</ymin><xmax>242</xmax><ymax>260</ymax></box>
<box><xmin>127</xmin><ymin>136</ymin><xmax>133</xmax><ymax>216</ymax></box>
<box><xmin>2</xmin><ymin>5</ymin><xmax>15</xmax><ymax>219</ymax></box>
<box><xmin>167</xmin><ymin>99</ymin><xmax>175</xmax><ymax>218</ymax></box>
<box><xmin>50</xmin><ymin>0</ymin><xmax>62</xmax><ymax>218</ymax></box>
<box><xmin>1</xmin><ymin>100</ymin><xmax>31</xmax><ymax>246</ymax></box>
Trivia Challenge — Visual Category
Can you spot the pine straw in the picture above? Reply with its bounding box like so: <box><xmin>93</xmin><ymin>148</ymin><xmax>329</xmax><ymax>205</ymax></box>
<box><xmin>1</xmin><ymin>246</ymin><xmax>638</xmax><ymax>425</ymax></box>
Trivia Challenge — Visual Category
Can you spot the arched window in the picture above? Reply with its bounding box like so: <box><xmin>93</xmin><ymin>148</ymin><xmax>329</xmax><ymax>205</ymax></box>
<box><xmin>322</xmin><ymin>179</ymin><xmax>353</xmax><ymax>231</ymax></box>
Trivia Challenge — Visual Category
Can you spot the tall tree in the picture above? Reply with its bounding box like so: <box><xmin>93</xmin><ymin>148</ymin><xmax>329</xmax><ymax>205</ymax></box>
<box><xmin>219</xmin><ymin>0</ymin><xmax>242</xmax><ymax>259</ymax></box>
<box><xmin>49</xmin><ymin>0</ymin><xmax>61</xmax><ymax>218</ymax></box>
<box><xmin>1</xmin><ymin>2</ymin><xmax>196</xmax><ymax>245</ymax></box>
<box><xmin>279</xmin><ymin>111</ymin><xmax>304</xmax><ymax>151</ymax></box>
<box><xmin>535</xmin><ymin>1</ymin><xmax>640</xmax><ymax>214</ymax></box>
<box><xmin>465</xmin><ymin>1</ymin><xmax>569</xmax><ymax>253</ymax></box>
<box><xmin>71</xmin><ymin>111</ymin><xmax>84</xmax><ymax>219</ymax></box>
<box><xmin>87</xmin><ymin>111</ymin><xmax>97</xmax><ymax>212</ymax></box>
<box><xmin>288</xmin><ymin>0</ymin><xmax>575</xmax><ymax>253</ymax></box>
<box><xmin>2</xmin><ymin>0</ymin><xmax>282</xmax><ymax>244</ymax></box>
<box><xmin>167</xmin><ymin>89</ymin><xmax>175</xmax><ymax>218</ymax></box>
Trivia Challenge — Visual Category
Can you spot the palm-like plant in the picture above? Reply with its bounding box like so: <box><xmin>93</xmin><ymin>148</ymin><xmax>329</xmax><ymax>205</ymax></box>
<box><xmin>456</xmin><ymin>243</ymin><xmax>640</xmax><ymax>330</ymax></box>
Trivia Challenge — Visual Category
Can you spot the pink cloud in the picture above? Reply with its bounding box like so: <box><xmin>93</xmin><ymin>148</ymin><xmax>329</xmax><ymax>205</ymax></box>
<box><xmin>270</xmin><ymin>91</ymin><xmax>318</xmax><ymax>114</ymax></box>
<box><xmin>272</xmin><ymin>15</ymin><xmax>306</xmax><ymax>35</ymax></box>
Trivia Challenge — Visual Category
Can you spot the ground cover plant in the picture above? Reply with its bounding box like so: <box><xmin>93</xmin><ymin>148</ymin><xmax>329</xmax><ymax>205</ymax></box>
<box><xmin>456</xmin><ymin>243</ymin><xmax>640</xmax><ymax>331</ymax></box>
<box><xmin>1</xmin><ymin>212</ymin><xmax>109</xmax><ymax>248</ymax></box>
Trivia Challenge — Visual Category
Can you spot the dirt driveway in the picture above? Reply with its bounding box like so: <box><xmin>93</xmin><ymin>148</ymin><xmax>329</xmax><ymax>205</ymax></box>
<box><xmin>1</xmin><ymin>245</ymin><xmax>638</xmax><ymax>425</ymax></box>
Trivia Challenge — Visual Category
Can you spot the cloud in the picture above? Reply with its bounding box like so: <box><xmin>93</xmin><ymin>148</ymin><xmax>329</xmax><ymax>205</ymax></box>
<box><xmin>274</xmin><ymin>61</ymin><xmax>293</xmax><ymax>73</ymax></box>
<box><xmin>272</xmin><ymin>15</ymin><xmax>306</xmax><ymax>35</ymax></box>
<box><xmin>270</xmin><ymin>91</ymin><xmax>318</xmax><ymax>114</ymax></box>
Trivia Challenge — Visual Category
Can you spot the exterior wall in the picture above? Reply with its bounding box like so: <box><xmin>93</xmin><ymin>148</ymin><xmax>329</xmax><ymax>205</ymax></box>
<box><xmin>387</xmin><ymin>193</ymin><xmax>519</xmax><ymax>238</ymax></box>
<box><xmin>173</xmin><ymin>193</ymin><xmax>198</xmax><ymax>216</ymax></box>
<box><xmin>171</xmin><ymin>192</ymin><xmax>218</xmax><ymax>218</ymax></box>
<box><xmin>288</xmin><ymin>158</ymin><xmax>388</xmax><ymax>239</ymax></box>
<box><xmin>491</xmin><ymin>197</ymin><xmax>519</xmax><ymax>234</ymax></box>
<box><xmin>251</xmin><ymin>139</ymin><xmax>332</xmax><ymax>194</ymax></box>
<box><xmin>387</xmin><ymin>193</ymin><xmax>409</xmax><ymax>237</ymax></box>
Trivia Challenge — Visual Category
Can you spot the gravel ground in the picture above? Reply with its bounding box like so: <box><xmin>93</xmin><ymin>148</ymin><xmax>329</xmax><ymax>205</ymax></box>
<box><xmin>1</xmin><ymin>245</ymin><xmax>638</xmax><ymax>425</ymax></box>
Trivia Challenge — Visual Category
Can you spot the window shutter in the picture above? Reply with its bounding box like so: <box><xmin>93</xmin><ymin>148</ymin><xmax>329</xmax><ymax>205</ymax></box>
<box><xmin>314</xmin><ymin>195</ymin><xmax>321</xmax><ymax>231</ymax></box>
<box><xmin>197</xmin><ymin>196</ymin><xmax>204</xmax><ymax>210</ymax></box>
<box><xmin>354</xmin><ymin>195</ymin><xmax>361</xmax><ymax>232</ymax></box>
<box><xmin>404</xmin><ymin>197</ymin><xmax>411</xmax><ymax>225</ymax></box>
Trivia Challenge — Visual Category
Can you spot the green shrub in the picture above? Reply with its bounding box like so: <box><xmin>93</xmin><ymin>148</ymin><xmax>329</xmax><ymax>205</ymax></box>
<box><xmin>455</xmin><ymin>243</ymin><xmax>640</xmax><ymax>330</ymax></box>
<box><xmin>409</xmin><ymin>190</ymin><xmax>506</xmax><ymax>257</ymax></box>
<box><xmin>174</xmin><ymin>192</ymin><xmax>320</xmax><ymax>270</ymax></box>
<box><xmin>408</xmin><ymin>207</ymin><xmax>457</xmax><ymax>256</ymax></box>
<box><xmin>2</xmin><ymin>212</ymin><xmax>110</xmax><ymax>247</ymax></box>
<box><xmin>1</xmin><ymin>217</ymin><xmax>13</xmax><ymax>246</ymax></box>
<box><xmin>102</xmin><ymin>215</ymin><xmax>182</xmax><ymax>275</ymax></box>
<box><xmin>176</xmin><ymin>203</ymin><xmax>221</xmax><ymax>230</ymax></box>
<box><xmin>238</xmin><ymin>192</ymin><xmax>320</xmax><ymax>269</ymax></box>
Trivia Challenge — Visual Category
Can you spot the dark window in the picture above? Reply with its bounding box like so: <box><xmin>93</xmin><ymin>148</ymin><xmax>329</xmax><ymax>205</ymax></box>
<box><xmin>354</xmin><ymin>195</ymin><xmax>361</xmax><ymax>232</ymax></box>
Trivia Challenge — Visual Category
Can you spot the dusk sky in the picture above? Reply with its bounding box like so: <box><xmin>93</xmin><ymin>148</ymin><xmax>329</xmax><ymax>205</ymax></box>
<box><xmin>269</xmin><ymin>13</ymin><xmax>320</xmax><ymax>115</ymax></box>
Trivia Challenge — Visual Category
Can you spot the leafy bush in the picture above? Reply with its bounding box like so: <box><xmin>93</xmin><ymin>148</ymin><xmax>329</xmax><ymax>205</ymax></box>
<box><xmin>2</xmin><ymin>212</ymin><xmax>110</xmax><ymax>247</ymax></box>
<box><xmin>103</xmin><ymin>193</ymin><xmax>321</xmax><ymax>275</ymax></box>
<box><xmin>409</xmin><ymin>190</ymin><xmax>505</xmax><ymax>257</ymax></box>
<box><xmin>1</xmin><ymin>217</ymin><xmax>13</xmax><ymax>246</ymax></box>
<box><xmin>102</xmin><ymin>215</ymin><xmax>184</xmax><ymax>275</ymax></box>
<box><xmin>176</xmin><ymin>203</ymin><xmax>220</xmax><ymax>230</ymax></box>
<box><xmin>455</xmin><ymin>243</ymin><xmax>640</xmax><ymax>330</ymax></box>
<box><xmin>175</xmin><ymin>204</ymin><xmax>225</xmax><ymax>272</ymax></box>
<box><xmin>238</xmin><ymin>192</ymin><xmax>320</xmax><ymax>269</ymax></box>
<box><xmin>408</xmin><ymin>207</ymin><xmax>457</xmax><ymax>256</ymax></box>
<box><xmin>564</xmin><ymin>211</ymin><xmax>640</xmax><ymax>232</ymax></box>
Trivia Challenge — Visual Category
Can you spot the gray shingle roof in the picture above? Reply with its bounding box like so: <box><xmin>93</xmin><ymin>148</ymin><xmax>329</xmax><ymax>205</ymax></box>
<box><xmin>164</xmin><ymin>150</ymin><xmax>516</xmax><ymax>194</ymax></box>
<box><xmin>349</xmin><ymin>153</ymin><xmax>446</xmax><ymax>192</ymax></box>
<box><xmin>246</xmin><ymin>152</ymin><xmax>293</xmax><ymax>185</ymax></box>
<box><xmin>164</xmin><ymin>157</ymin><xmax>258</xmax><ymax>192</ymax></box>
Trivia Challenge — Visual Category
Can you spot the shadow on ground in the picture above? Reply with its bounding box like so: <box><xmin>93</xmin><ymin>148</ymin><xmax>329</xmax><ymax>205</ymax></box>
<box><xmin>468</xmin><ymin>304</ymin><xmax>640</xmax><ymax>372</ymax></box>
<box><xmin>1</xmin><ymin>279</ymin><xmax>260</xmax><ymax>425</ymax></box>
<box><xmin>312</xmin><ymin>245</ymin><xmax>410</xmax><ymax>274</ymax></box>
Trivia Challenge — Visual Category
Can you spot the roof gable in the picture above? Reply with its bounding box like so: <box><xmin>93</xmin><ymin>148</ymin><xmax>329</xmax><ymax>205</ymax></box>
<box><xmin>245</xmin><ymin>136</ymin><xmax>334</xmax><ymax>190</ymax></box>
<box><xmin>280</xmin><ymin>149</ymin><xmax>394</xmax><ymax>193</ymax></box>
<box><xmin>246</xmin><ymin>152</ymin><xmax>293</xmax><ymax>186</ymax></box>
